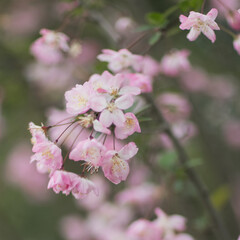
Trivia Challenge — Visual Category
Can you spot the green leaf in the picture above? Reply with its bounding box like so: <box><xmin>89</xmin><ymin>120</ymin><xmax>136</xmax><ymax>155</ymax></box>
<box><xmin>138</xmin><ymin>117</ymin><xmax>152</xmax><ymax>123</ymax></box>
<box><xmin>158</xmin><ymin>151</ymin><xmax>177</xmax><ymax>170</ymax></box>
<box><xmin>211</xmin><ymin>185</ymin><xmax>230</xmax><ymax>210</ymax></box>
<box><xmin>146</xmin><ymin>12</ymin><xmax>168</xmax><ymax>26</ymax></box>
<box><xmin>149</xmin><ymin>32</ymin><xmax>161</xmax><ymax>45</ymax></box>
<box><xmin>179</xmin><ymin>0</ymin><xmax>203</xmax><ymax>12</ymax></box>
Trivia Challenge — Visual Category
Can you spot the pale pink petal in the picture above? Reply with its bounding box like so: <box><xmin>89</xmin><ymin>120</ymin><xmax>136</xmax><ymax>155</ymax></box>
<box><xmin>187</xmin><ymin>27</ymin><xmax>201</xmax><ymax>41</ymax></box>
<box><xmin>93</xmin><ymin>120</ymin><xmax>111</xmax><ymax>134</ymax></box>
<box><xmin>179</xmin><ymin>15</ymin><xmax>188</xmax><ymax>24</ymax></box>
<box><xmin>119</xmin><ymin>86</ymin><xmax>141</xmax><ymax>96</ymax></box>
<box><xmin>207</xmin><ymin>8</ymin><xmax>218</xmax><ymax>20</ymax></box>
<box><xmin>90</xmin><ymin>96</ymin><xmax>107</xmax><ymax>112</ymax></box>
<box><xmin>118</xmin><ymin>142</ymin><xmax>138</xmax><ymax>160</ymax></box>
<box><xmin>112</xmin><ymin>109</ymin><xmax>125</xmax><ymax>127</ymax></box>
<box><xmin>99</xmin><ymin>109</ymin><xmax>113</xmax><ymax>127</ymax></box>
<box><xmin>202</xmin><ymin>26</ymin><xmax>216</xmax><ymax>43</ymax></box>
<box><xmin>115</xmin><ymin>94</ymin><xmax>134</xmax><ymax>110</ymax></box>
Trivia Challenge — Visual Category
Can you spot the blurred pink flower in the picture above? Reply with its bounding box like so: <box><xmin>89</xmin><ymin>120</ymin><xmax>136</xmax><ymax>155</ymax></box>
<box><xmin>115</xmin><ymin>17</ymin><xmax>135</xmax><ymax>34</ymax></box>
<box><xmin>156</xmin><ymin>93</ymin><xmax>192</xmax><ymax>123</ymax></box>
<box><xmin>160</xmin><ymin>50</ymin><xmax>191</xmax><ymax>77</ymax></box>
<box><xmin>116</xmin><ymin>183</ymin><xmax>162</xmax><ymax>207</ymax></box>
<box><xmin>206</xmin><ymin>78</ymin><xmax>235</xmax><ymax>100</ymax></box>
<box><xmin>159</xmin><ymin>121</ymin><xmax>197</xmax><ymax>149</ymax></box>
<box><xmin>5</xmin><ymin>143</ymin><xmax>49</xmax><ymax>202</ymax></box>
<box><xmin>233</xmin><ymin>35</ymin><xmax>240</xmax><ymax>55</ymax></box>
<box><xmin>226</xmin><ymin>9</ymin><xmax>240</xmax><ymax>30</ymax></box>
<box><xmin>127</xmin><ymin>219</ymin><xmax>161</xmax><ymax>240</ymax></box>
<box><xmin>76</xmin><ymin>175</ymin><xmax>110</xmax><ymax>210</ymax></box>
<box><xmin>180</xmin><ymin>68</ymin><xmax>209</xmax><ymax>92</ymax></box>
<box><xmin>223</xmin><ymin>120</ymin><xmax>240</xmax><ymax>148</ymax></box>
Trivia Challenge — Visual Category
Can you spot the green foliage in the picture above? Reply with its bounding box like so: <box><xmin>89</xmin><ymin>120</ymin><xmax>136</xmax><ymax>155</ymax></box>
<box><xmin>211</xmin><ymin>185</ymin><xmax>230</xmax><ymax>210</ymax></box>
<box><xmin>146</xmin><ymin>12</ymin><xmax>168</xmax><ymax>27</ymax></box>
<box><xmin>149</xmin><ymin>32</ymin><xmax>162</xmax><ymax>45</ymax></box>
<box><xmin>158</xmin><ymin>151</ymin><xmax>178</xmax><ymax>170</ymax></box>
<box><xmin>179</xmin><ymin>0</ymin><xmax>203</xmax><ymax>12</ymax></box>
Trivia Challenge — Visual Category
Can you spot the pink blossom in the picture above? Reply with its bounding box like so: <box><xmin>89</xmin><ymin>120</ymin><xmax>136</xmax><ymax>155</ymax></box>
<box><xmin>154</xmin><ymin>208</ymin><xmax>187</xmax><ymax>235</ymax></box>
<box><xmin>223</xmin><ymin>120</ymin><xmax>240</xmax><ymax>148</ymax></box>
<box><xmin>31</xmin><ymin>139</ymin><xmax>63</xmax><ymax>174</ymax></box>
<box><xmin>138</xmin><ymin>55</ymin><xmax>160</xmax><ymax>77</ymax></box>
<box><xmin>233</xmin><ymin>35</ymin><xmax>240</xmax><ymax>55</ymax></box>
<box><xmin>127</xmin><ymin>219</ymin><xmax>161</xmax><ymax>240</ymax></box>
<box><xmin>159</xmin><ymin>121</ymin><xmax>197</xmax><ymax>148</ymax></box>
<box><xmin>28</xmin><ymin>122</ymin><xmax>47</xmax><ymax>149</ymax></box>
<box><xmin>180</xmin><ymin>68</ymin><xmax>209</xmax><ymax>92</ymax></box>
<box><xmin>89</xmin><ymin>71</ymin><xmax>140</xmax><ymax>97</ymax></box>
<box><xmin>206</xmin><ymin>77</ymin><xmax>235</xmax><ymax>99</ymax></box>
<box><xmin>123</xmin><ymin>73</ymin><xmax>153</xmax><ymax>93</ymax></box>
<box><xmin>115</xmin><ymin>17</ymin><xmax>135</xmax><ymax>34</ymax></box>
<box><xmin>226</xmin><ymin>10</ymin><xmax>240</xmax><ymax>30</ymax></box>
<box><xmin>31</xmin><ymin>29</ymin><xmax>70</xmax><ymax>64</ymax></box>
<box><xmin>65</xmin><ymin>82</ymin><xmax>93</xmax><ymax>115</ymax></box>
<box><xmin>101</xmin><ymin>142</ymin><xmax>138</xmax><ymax>184</ymax></box>
<box><xmin>156</xmin><ymin>93</ymin><xmax>191</xmax><ymax>123</ymax></box>
<box><xmin>77</xmin><ymin>175</ymin><xmax>110</xmax><ymax>210</ymax></box>
<box><xmin>160</xmin><ymin>49</ymin><xmax>191</xmax><ymax>77</ymax></box>
<box><xmin>48</xmin><ymin>170</ymin><xmax>98</xmax><ymax>199</ymax></box>
<box><xmin>91</xmin><ymin>94</ymin><xmax>134</xmax><ymax>127</ymax></box>
<box><xmin>25</xmin><ymin>62</ymin><xmax>75</xmax><ymax>93</ymax></box>
<box><xmin>179</xmin><ymin>8</ymin><xmax>220</xmax><ymax>43</ymax></box>
<box><xmin>115</xmin><ymin>112</ymin><xmax>141</xmax><ymax>139</ymax></box>
<box><xmin>69</xmin><ymin>138</ymin><xmax>106</xmax><ymax>168</ymax></box>
<box><xmin>116</xmin><ymin>183</ymin><xmax>161</xmax><ymax>207</ymax></box>
<box><xmin>97</xmin><ymin>49</ymin><xmax>142</xmax><ymax>73</ymax></box>
<box><xmin>211</xmin><ymin>0</ymin><xmax>238</xmax><ymax>15</ymax></box>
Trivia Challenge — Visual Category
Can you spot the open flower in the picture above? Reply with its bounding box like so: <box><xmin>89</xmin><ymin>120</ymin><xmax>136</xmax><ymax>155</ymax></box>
<box><xmin>65</xmin><ymin>82</ymin><xmax>93</xmax><ymax>115</ymax></box>
<box><xmin>115</xmin><ymin>112</ymin><xmax>141</xmax><ymax>139</ymax></box>
<box><xmin>31</xmin><ymin>139</ymin><xmax>63</xmax><ymax>174</ymax></box>
<box><xmin>69</xmin><ymin>138</ymin><xmax>106</xmax><ymax>169</ymax></box>
<box><xmin>90</xmin><ymin>94</ymin><xmax>134</xmax><ymax>127</ymax></box>
<box><xmin>48</xmin><ymin>170</ymin><xmax>98</xmax><ymax>199</ymax></box>
<box><xmin>31</xmin><ymin>28</ymin><xmax>70</xmax><ymax>64</ymax></box>
<box><xmin>97</xmin><ymin>49</ymin><xmax>142</xmax><ymax>73</ymax></box>
<box><xmin>179</xmin><ymin>8</ymin><xmax>220</xmax><ymax>43</ymax></box>
<box><xmin>101</xmin><ymin>142</ymin><xmax>138</xmax><ymax>184</ymax></box>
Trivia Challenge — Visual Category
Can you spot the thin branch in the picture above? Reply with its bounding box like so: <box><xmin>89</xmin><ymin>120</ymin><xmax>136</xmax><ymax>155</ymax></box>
<box><xmin>144</xmin><ymin>94</ymin><xmax>231</xmax><ymax>240</ymax></box>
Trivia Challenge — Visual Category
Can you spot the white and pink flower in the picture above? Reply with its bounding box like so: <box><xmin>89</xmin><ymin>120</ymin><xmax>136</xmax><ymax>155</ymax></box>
<box><xmin>69</xmin><ymin>138</ymin><xmax>106</xmax><ymax>168</ymax></box>
<box><xmin>97</xmin><ymin>49</ymin><xmax>142</xmax><ymax>73</ymax></box>
<box><xmin>160</xmin><ymin>49</ymin><xmax>191</xmax><ymax>77</ymax></box>
<box><xmin>101</xmin><ymin>142</ymin><xmax>138</xmax><ymax>184</ymax></box>
<box><xmin>31</xmin><ymin>28</ymin><xmax>70</xmax><ymax>64</ymax></box>
<box><xmin>31</xmin><ymin>139</ymin><xmax>63</xmax><ymax>174</ymax></box>
<box><xmin>115</xmin><ymin>112</ymin><xmax>141</xmax><ymax>139</ymax></box>
<box><xmin>179</xmin><ymin>8</ymin><xmax>220</xmax><ymax>43</ymax></box>
<box><xmin>48</xmin><ymin>170</ymin><xmax>98</xmax><ymax>199</ymax></box>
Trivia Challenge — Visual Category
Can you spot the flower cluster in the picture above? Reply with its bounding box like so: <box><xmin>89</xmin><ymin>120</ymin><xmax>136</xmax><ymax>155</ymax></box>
<box><xmin>127</xmin><ymin>208</ymin><xmax>194</xmax><ymax>240</ymax></box>
<box><xmin>28</xmin><ymin>47</ymin><xmax>154</xmax><ymax>199</ymax></box>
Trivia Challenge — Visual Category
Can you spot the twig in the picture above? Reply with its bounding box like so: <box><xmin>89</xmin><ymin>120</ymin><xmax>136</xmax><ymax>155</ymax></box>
<box><xmin>144</xmin><ymin>94</ymin><xmax>231</xmax><ymax>240</ymax></box>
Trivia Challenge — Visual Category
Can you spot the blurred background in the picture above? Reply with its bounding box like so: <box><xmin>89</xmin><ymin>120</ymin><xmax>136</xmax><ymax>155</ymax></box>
<box><xmin>0</xmin><ymin>0</ymin><xmax>240</xmax><ymax>239</ymax></box>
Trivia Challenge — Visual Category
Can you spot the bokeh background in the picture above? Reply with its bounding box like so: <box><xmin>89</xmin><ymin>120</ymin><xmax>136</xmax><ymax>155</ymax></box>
<box><xmin>0</xmin><ymin>0</ymin><xmax>240</xmax><ymax>239</ymax></box>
